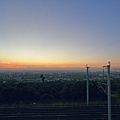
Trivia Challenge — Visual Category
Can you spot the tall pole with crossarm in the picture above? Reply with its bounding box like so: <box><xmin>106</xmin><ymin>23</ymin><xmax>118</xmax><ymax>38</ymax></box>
<box><xmin>107</xmin><ymin>62</ymin><xmax>111</xmax><ymax>120</ymax></box>
<box><xmin>103</xmin><ymin>62</ymin><xmax>111</xmax><ymax>120</ymax></box>
<box><xmin>86</xmin><ymin>64</ymin><xmax>90</xmax><ymax>105</ymax></box>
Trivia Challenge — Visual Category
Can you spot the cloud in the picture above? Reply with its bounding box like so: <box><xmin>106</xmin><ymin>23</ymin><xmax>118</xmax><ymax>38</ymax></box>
<box><xmin>0</xmin><ymin>61</ymin><xmax>27</xmax><ymax>69</ymax></box>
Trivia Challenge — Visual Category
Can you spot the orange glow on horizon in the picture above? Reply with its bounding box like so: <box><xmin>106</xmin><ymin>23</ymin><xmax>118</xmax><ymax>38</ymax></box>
<box><xmin>0</xmin><ymin>62</ymin><xmax>85</xmax><ymax>69</ymax></box>
<box><xmin>0</xmin><ymin>60</ymin><xmax>120</xmax><ymax>69</ymax></box>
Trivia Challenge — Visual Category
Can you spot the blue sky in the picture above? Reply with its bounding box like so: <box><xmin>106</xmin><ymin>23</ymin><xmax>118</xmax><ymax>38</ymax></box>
<box><xmin>0</xmin><ymin>0</ymin><xmax>120</xmax><ymax>69</ymax></box>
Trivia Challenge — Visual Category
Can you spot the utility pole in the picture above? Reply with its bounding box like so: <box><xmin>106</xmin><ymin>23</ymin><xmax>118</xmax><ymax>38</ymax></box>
<box><xmin>107</xmin><ymin>62</ymin><xmax>111</xmax><ymax>120</ymax></box>
<box><xmin>86</xmin><ymin>65</ymin><xmax>90</xmax><ymax>105</ymax></box>
<box><xmin>103</xmin><ymin>62</ymin><xmax>111</xmax><ymax>120</ymax></box>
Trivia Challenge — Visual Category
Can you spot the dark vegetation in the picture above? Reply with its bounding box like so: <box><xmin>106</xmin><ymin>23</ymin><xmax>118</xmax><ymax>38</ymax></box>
<box><xmin>0</xmin><ymin>80</ymin><xmax>120</xmax><ymax>104</ymax></box>
<box><xmin>0</xmin><ymin>81</ymin><xmax>107</xmax><ymax>104</ymax></box>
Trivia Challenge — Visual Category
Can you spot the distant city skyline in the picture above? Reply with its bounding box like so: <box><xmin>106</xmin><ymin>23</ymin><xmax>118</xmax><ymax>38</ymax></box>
<box><xmin>0</xmin><ymin>0</ymin><xmax>120</xmax><ymax>70</ymax></box>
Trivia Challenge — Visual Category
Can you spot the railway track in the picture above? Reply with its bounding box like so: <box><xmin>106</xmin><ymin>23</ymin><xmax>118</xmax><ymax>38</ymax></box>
<box><xmin>0</xmin><ymin>105</ymin><xmax>119</xmax><ymax>120</ymax></box>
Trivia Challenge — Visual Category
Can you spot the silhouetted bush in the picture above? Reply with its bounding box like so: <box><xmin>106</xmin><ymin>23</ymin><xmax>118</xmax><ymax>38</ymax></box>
<box><xmin>0</xmin><ymin>81</ymin><xmax>108</xmax><ymax>103</ymax></box>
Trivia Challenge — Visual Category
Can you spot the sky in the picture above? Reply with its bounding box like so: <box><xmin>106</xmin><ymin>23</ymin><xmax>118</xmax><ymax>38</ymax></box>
<box><xmin>0</xmin><ymin>0</ymin><xmax>120</xmax><ymax>70</ymax></box>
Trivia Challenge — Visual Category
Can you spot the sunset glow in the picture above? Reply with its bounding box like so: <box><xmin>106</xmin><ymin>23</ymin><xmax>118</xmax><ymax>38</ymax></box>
<box><xmin>0</xmin><ymin>0</ymin><xmax>120</xmax><ymax>70</ymax></box>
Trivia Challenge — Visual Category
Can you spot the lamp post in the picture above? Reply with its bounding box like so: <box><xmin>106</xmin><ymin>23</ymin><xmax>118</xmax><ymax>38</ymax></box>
<box><xmin>86</xmin><ymin>65</ymin><xmax>90</xmax><ymax>105</ymax></box>
<box><xmin>103</xmin><ymin>62</ymin><xmax>111</xmax><ymax>120</ymax></box>
<box><xmin>107</xmin><ymin>62</ymin><xmax>111</xmax><ymax>120</ymax></box>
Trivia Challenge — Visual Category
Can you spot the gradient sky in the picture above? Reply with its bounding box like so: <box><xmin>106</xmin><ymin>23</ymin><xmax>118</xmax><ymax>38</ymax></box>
<box><xmin>0</xmin><ymin>0</ymin><xmax>120</xmax><ymax>70</ymax></box>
